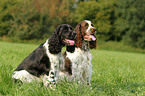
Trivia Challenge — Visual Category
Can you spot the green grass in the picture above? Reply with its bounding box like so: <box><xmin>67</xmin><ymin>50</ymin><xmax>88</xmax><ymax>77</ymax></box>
<box><xmin>97</xmin><ymin>40</ymin><xmax>145</xmax><ymax>54</ymax></box>
<box><xmin>0</xmin><ymin>41</ymin><xmax>145</xmax><ymax>96</ymax></box>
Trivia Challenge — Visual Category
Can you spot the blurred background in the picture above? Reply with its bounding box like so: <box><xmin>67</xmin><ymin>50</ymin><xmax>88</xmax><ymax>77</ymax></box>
<box><xmin>0</xmin><ymin>0</ymin><xmax>144</xmax><ymax>52</ymax></box>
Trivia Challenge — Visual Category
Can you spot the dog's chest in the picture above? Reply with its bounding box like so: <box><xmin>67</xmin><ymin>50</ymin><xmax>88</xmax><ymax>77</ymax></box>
<box><xmin>47</xmin><ymin>52</ymin><xmax>64</xmax><ymax>68</ymax></box>
<box><xmin>43</xmin><ymin>40</ymin><xmax>64</xmax><ymax>69</ymax></box>
<box><xmin>66</xmin><ymin>48</ymin><xmax>92</xmax><ymax>70</ymax></box>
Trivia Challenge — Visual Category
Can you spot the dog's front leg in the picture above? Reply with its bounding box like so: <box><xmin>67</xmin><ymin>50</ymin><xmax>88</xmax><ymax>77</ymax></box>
<box><xmin>43</xmin><ymin>62</ymin><xmax>59</xmax><ymax>90</ymax></box>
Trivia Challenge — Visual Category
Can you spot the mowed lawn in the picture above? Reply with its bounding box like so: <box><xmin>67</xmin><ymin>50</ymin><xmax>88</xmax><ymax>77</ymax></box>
<box><xmin>0</xmin><ymin>41</ymin><xmax>145</xmax><ymax>96</ymax></box>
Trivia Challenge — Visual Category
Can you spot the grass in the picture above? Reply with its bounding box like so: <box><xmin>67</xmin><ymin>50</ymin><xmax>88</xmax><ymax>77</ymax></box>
<box><xmin>0</xmin><ymin>41</ymin><xmax>145</xmax><ymax>96</ymax></box>
<box><xmin>97</xmin><ymin>40</ymin><xmax>145</xmax><ymax>54</ymax></box>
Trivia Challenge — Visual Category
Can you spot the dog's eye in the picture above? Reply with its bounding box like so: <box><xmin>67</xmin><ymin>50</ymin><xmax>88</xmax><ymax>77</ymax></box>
<box><xmin>85</xmin><ymin>23</ymin><xmax>88</xmax><ymax>27</ymax></box>
<box><xmin>70</xmin><ymin>27</ymin><xmax>73</xmax><ymax>30</ymax></box>
<box><xmin>91</xmin><ymin>24</ymin><xmax>94</xmax><ymax>27</ymax></box>
<box><xmin>64</xmin><ymin>26</ymin><xmax>68</xmax><ymax>32</ymax></box>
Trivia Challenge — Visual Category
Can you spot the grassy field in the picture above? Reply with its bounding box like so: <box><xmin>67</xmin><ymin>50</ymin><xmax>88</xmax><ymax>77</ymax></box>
<box><xmin>0</xmin><ymin>41</ymin><xmax>145</xmax><ymax>96</ymax></box>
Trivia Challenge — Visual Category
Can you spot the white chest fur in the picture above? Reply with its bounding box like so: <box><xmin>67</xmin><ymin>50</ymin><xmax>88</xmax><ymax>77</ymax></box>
<box><xmin>43</xmin><ymin>40</ymin><xmax>64</xmax><ymax>77</ymax></box>
<box><xmin>66</xmin><ymin>48</ymin><xmax>92</xmax><ymax>83</ymax></box>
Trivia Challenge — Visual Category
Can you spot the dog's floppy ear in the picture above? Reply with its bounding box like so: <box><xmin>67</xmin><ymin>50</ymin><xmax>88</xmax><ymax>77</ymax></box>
<box><xmin>48</xmin><ymin>25</ymin><xmax>62</xmax><ymax>54</ymax></box>
<box><xmin>74</xmin><ymin>23</ymin><xmax>83</xmax><ymax>48</ymax></box>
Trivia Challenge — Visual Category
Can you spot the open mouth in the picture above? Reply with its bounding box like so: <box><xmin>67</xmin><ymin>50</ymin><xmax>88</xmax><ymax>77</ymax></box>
<box><xmin>84</xmin><ymin>35</ymin><xmax>96</xmax><ymax>41</ymax></box>
<box><xmin>63</xmin><ymin>39</ymin><xmax>75</xmax><ymax>46</ymax></box>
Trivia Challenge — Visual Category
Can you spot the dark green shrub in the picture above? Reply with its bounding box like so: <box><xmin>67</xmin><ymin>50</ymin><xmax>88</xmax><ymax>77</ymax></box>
<box><xmin>115</xmin><ymin>0</ymin><xmax>145</xmax><ymax>48</ymax></box>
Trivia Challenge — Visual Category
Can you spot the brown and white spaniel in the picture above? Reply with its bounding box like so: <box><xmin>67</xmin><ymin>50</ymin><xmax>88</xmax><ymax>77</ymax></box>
<box><xmin>59</xmin><ymin>20</ymin><xmax>96</xmax><ymax>86</ymax></box>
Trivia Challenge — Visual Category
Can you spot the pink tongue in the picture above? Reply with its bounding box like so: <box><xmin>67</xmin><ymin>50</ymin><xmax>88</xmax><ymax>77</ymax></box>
<box><xmin>84</xmin><ymin>35</ymin><xmax>96</xmax><ymax>41</ymax></box>
<box><xmin>64</xmin><ymin>39</ymin><xmax>75</xmax><ymax>45</ymax></box>
<box><xmin>68</xmin><ymin>40</ymin><xmax>75</xmax><ymax>45</ymax></box>
<box><xmin>89</xmin><ymin>35</ymin><xmax>96</xmax><ymax>41</ymax></box>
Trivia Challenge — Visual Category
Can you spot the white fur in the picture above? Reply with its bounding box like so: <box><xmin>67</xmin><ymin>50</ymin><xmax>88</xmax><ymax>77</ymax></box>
<box><xmin>12</xmin><ymin>70</ymin><xmax>39</xmax><ymax>82</ymax></box>
<box><xmin>59</xmin><ymin>42</ymin><xmax>92</xmax><ymax>84</ymax></box>
<box><xmin>85</xmin><ymin>20</ymin><xmax>95</xmax><ymax>35</ymax></box>
<box><xmin>68</xmin><ymin>48</ymin><xmax>92</xmax><ymax>83</ymax></box>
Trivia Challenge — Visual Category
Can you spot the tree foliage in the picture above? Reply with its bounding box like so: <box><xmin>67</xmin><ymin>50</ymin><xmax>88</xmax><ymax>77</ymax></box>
<box><xmin>115</xmin><ymin>0</ymin><xmax>145</xmax><ymax>48</ymax></box>
<box><xmin>8</xmin><ymin>0</ymin><xmax>75</xmax><ymax>40</ymax></box>
<box><xmin>0</xmin><ymin>0</ymin><xmax>17</xmax><ymax>36</ymax></box>
<box><xmin>0</xmin><ymin>0</ymin><xmax>144</xmax><ymax>48</ymax></box>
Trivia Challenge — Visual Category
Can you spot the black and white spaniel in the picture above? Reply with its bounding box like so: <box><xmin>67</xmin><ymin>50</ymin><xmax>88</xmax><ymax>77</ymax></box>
<box><xmin>59</xmin><ymin>20</ymin><xmax>96</xmax><ymax>86</ymax></box>
<box><xmin>12</xmin><ymin>24</ymin><xmax>76</xmax><ymax>89</ymax></box>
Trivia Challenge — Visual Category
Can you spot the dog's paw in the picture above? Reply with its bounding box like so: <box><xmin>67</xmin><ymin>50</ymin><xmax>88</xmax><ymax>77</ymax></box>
<box><xmin>43</xmin><ymin>75</ymin><xmax>56</xmax><ymax>90</ymax></box>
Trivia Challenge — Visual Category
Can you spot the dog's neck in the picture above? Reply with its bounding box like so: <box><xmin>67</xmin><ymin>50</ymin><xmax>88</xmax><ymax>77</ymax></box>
<box><xmin>66</xmin><ymin>41</ymin><xmax>89</xmax><ymax>53</ymax></box>
<box><xmin>66</xmin><ymin>45</ymin><xmax>75</xmax><ymax>53</ymax></box>
<box><xmin>81</xmin><ymin>41</ymin><xmax>89</xmax><ymax>51</ymax></box>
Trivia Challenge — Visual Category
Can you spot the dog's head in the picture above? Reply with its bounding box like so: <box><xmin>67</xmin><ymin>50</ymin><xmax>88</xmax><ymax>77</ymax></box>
<box><xmin>57</xmin><ymin>24</ymin><xmax>76</xmax><ymax>46</ymax></box>
<box><xmin>49</xmin><ymin>24</ymin><xmax>76</xmax><ymax>54</ymax></box>
<box><xmin>75</xmin><ymin>20</ymin><xmax>97</xmax><ymax>49</ymax></box>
